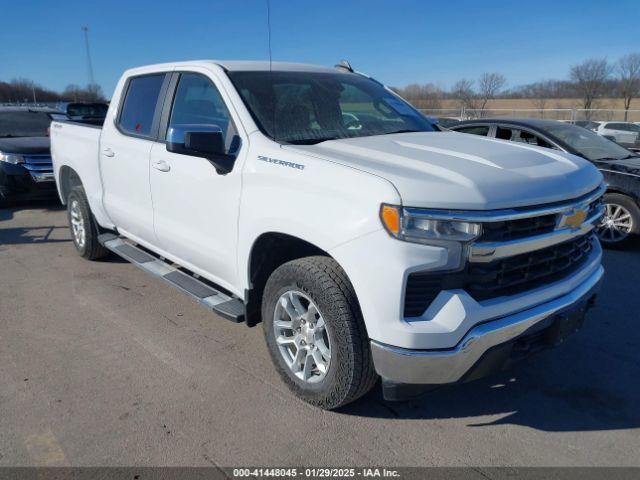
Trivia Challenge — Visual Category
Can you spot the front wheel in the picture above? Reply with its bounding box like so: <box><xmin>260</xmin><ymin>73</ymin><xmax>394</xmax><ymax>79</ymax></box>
<box><xmin>262</xmin><ymin>256</ymin><xmax>377</xmax><ymax>409</ymax></box>
<box><xmin>596</xmin><ymin>193</ymin><xmax>640</xmax><ymax>248</ymax></box>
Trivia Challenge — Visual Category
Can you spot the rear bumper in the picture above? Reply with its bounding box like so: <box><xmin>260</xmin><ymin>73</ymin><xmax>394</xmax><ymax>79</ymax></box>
<box><xmin>371</xmin><ymin>264</ymin><xmax>603</xmax><ymax>387</ymax></box>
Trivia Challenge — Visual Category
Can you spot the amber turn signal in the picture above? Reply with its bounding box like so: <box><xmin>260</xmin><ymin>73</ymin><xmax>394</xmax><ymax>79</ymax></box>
<box><xmin>380</xmin><ymin>204</ymin><xmax>401</xmax><ymax>236</ymax></box>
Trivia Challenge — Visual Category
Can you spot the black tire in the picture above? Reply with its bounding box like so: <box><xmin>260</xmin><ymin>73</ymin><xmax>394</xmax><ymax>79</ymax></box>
<box><xmin>597</xmin><ymin>193</ymin><xmax>640</xmax><ymax>248</ymax></box>
<box><xmin>262</xmin><ymin>256</ymin><xmax>377</xmax><ymax>410</ymax></box>
<box><xmin>0</xmin><ymin>191</ymin><xmax>12</xmax><ymax>209</ymax></box>
<box><xmin>67</xmin><ymin>186</ymin><xmax>109</xmax><ymax>260</ymax></box>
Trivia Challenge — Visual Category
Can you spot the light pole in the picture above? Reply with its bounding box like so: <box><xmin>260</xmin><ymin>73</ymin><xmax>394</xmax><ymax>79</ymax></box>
<box><xmin>82</xmin><ymin>26</ymin><xmax>96</xmax><ymax>86</ymax></box>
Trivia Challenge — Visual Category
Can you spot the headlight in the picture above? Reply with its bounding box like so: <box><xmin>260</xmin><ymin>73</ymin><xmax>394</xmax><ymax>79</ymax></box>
<box><xmin>380</xmin><ymin>204</ymin><xmax>482</xmax><ymax>243</ymax></box>
<box><xmin>0</xmin><ymin>152</ymin><xmax>24</xmax><ymax>164</ymax></box>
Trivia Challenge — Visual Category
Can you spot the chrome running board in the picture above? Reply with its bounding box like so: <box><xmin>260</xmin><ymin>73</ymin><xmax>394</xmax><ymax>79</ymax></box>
<box><xmin>98</xmin><ymin>233</ymin><xmax>244</xmax><ymax>323</ymax></box>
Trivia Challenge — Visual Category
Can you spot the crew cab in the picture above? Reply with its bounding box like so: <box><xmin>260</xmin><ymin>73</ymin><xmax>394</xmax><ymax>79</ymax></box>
<box><xmin>51</xmin><ymin>61</ymin><xmax>605</xmax><ymax>409</ymax></box>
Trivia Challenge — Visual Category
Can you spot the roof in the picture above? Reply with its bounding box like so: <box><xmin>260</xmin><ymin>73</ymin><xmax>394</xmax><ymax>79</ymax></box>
<box><xmin>124</xmin><ymin>59</ymin><xmax>346</xmax><ymax>76</ymax></box>
<box><xmin>215</xmin><ymin>60</ymin><xmax>339</xmax><ymax>73</ymax></box>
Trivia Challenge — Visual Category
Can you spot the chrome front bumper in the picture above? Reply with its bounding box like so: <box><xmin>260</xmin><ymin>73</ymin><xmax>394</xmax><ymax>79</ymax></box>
<box><xmin>371</xmin><ymin>264</ymin><xmax>604</xmax><ymax>385</ymax></box>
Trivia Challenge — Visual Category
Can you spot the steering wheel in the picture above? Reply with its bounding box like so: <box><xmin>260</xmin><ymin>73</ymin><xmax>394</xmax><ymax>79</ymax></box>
<box><xmin>342</xmin><ymin>113</ymin><xmax>362</xmax><ymax>130</ymax></box>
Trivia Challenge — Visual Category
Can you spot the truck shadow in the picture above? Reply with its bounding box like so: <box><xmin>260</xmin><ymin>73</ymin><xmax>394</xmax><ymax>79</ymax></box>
<box><xmin>0</xmin><ymin>202</ymin><xmax>70</xmax><ymax>245</ymax></box>
<box><xmin>341</xmin><ymin>245</ymin><xmax>640</xmax><ymax>433</ymax></box>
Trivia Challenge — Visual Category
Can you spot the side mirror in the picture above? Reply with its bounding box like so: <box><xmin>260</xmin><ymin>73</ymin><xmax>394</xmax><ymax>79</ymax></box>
<box><xmin>185</xmin><ymin>131</ymin><xmax>225</xmax><ymax>156</ymax></box>
<box><xmin>166</xmin><ymin>124</ymin><xmax>236</xmax><ymax>174</ymax></box>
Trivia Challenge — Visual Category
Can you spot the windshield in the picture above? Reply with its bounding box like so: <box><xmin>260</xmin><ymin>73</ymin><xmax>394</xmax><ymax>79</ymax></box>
<box><xmin>228</xmin><ymin>71</ymin><xmax>435</xmax><ymax>144</ymax></box>
<box><xmin>543</xmin><ymin>123</ymin><xmax>635</xmax><ymax>161</ymax></box>
<box><xmin>0</xmin><ymin>111</ymin><xmax>52</xmax><ymax>138</ymax></box>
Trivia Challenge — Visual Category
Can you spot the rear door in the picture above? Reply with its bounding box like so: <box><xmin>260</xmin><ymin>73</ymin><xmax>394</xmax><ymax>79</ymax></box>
<box><xmin>100</xmin><ymin>73</ymin><xmax>170</xmax><ymax>244</ymax></box>
<box><xmin>148</xmin><ymin>69</ymin><xmax>245</xmax><ymax>290</ymax></box>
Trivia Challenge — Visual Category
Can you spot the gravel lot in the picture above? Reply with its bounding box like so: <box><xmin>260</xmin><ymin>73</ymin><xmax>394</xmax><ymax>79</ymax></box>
<box><xmin>1</xmin><ymin>203</ymin><xmax>639</xmax><ymax>467</ymax></box>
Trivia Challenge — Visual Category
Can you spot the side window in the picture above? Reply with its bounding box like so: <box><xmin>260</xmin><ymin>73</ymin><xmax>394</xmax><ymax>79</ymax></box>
<box><xmin>119</xmin><ymin>74</ymin><xmax>166</xmax><ymax>137</ymax></box>
<box><xmin>496</xmin><ymin>126</ymin><xmax>557</xmax><ymax>149</ymax></box>
<box><xmin>168</xmin><ymin>73</ymin><xmax>237</xmax><ymax>151</ymax></box>
<box><xmin>456</xmin><ymin>125</ymin><xmax>490</xmax><ymax>136</ymax></box>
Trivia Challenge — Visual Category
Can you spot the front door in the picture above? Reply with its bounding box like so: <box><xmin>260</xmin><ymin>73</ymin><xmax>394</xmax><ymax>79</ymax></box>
<box><xmin>149</xmin><ymin>70</ymin><xmax>244</xmax><ymax>290</ymax></box>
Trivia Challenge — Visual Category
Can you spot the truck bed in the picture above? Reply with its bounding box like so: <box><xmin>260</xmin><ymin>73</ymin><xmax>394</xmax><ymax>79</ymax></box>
<box><xmin>50</xmin><ymin>120</ymin><xmax>106</xmax><ymax>221</ymax></box>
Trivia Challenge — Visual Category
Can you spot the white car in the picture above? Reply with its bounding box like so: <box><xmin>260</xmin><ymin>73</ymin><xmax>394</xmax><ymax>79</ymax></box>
<box><xmin>50</xmin><ymin>60</ymin><xmax>605</xmax><ymax>409</ymax></box>
<box><xmin>595</xmin><ymin>121</ymin><xmax>640</xmax><ymax>150</ymax></box>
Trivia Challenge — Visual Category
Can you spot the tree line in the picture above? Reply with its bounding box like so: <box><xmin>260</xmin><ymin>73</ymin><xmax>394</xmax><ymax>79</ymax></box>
<box><xmin>0</xmin><ymin>78</ymin><xmax>106</xmax><ymax>104</ymax></box>
<box><xmin>394</xmin><ymin>53</ymin><xmax>640</xmax><ymax>120</ymax></box>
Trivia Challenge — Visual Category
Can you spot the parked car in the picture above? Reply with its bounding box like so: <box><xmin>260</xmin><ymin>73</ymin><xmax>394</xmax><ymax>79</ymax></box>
<box><xmin>451</xmin><ymin>118</ymin><xmax>640</xmax><ymax>246</ymax></box>
<box><xmin>57</xmin><ymin>102</ymin><xmax>108</xmax><ymax>121</ymax></box>
<box><xmin>573</xmin><ymin>120</ymin><xmax>600</xmax><ymax>132</ymax></box>
<box><xmin>0</xmin><ymin>107</ymin><xmax>58</xmax><ymax>206</ymax></box>
<box><xmin>51</xmin><ymin>61</ymin><xmax>604</xmax><ymax>409</ymax></box>
<box><xmin>433</xmin><ymin>117</ymin><xmax>461</xmax><ymax>128</ymax></box>
<box><xmin>594</xmin><ymin>121</ymin><xmax>640</xmax><ymax>150</ymax></box>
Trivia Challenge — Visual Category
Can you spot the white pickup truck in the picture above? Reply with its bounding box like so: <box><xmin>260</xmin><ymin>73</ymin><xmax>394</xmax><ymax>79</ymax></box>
<box><xmin>51</xmin><ymin>60</ymin><xmax>606</xmax><ymax>409</ymax></box>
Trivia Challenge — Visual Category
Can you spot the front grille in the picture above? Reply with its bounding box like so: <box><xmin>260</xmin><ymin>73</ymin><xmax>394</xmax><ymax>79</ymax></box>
<box><xmin>480</xmin><ymin>214</ymin><xmax>557</xmax><ymax>242</ymax></box>
<box><xmin>403</xmin><ymin>234</ymin><xmax>595</xmax><ymax>317</ymax></box>
<box><xmin>466</xmin><ymin>234</ymin><xmax>593</xmax><ymax>300</ymax></box>
<box><xmin>22</xmin><ymin>154</ymin><xmax>53</xmax><ymax>173</ymax></box>
<box><xmin>479</xmin><ymin>194</ymin><xmax>604</xmax><ymax>242</ymax></box>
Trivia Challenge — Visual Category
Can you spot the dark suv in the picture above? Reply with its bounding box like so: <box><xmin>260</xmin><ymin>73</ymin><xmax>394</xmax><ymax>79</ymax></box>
<box><xmin>0</xmin><ymin>107</ymin><xmax>58</xmax><ymax>206</ymax></box>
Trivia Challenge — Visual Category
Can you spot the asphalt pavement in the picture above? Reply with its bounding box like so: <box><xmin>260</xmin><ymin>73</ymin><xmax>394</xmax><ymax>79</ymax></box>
<box><xmin>1</xmin><ymin>203</ymin><xmax>639</xmax><ymax>467</ymax></box>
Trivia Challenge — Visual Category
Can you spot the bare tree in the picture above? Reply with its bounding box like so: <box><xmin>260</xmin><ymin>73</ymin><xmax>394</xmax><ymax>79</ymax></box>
<box><xmin>62</xmin><ymin>83</ymin><xmax>106</xmax><ymax>102</ymax></box>
<box><xmin>569</xmin><ymin>58</ymin><xmax>612</xmax><ymax>118</ymax></box>
<box><xmin>530</xmin><ymin>80</ymin><xmax>555</xmax><ymax>117</ymax></box>
<box><xmin>63</xmin><ymin>84</ymin><xmax>82</xmax><ymax>102</ymax></box>
<box><xmin>617</xmin><ymin>53</ymin><xmax>640</xmax><ymax>121</ymax></box>
<box><xmin>477</xmin><ymin>73</ymin><xmax>506</xmax><ymax>116</ymax></box>
<box><xmin>397</xmin><ymin>83</ymin><xmax>442</xmax><ymax>110</ymax></box>
<box><xmin>452</xmin><ymin>79</ymin><xmax>477</xmax><ymax>114</ymax></box>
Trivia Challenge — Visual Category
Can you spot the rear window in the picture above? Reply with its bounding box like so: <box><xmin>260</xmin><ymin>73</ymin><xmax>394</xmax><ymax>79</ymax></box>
<box><xmin>118</xmin><ymin>74</ymin><xmax>166</xmax><ymax>137</ymax></box>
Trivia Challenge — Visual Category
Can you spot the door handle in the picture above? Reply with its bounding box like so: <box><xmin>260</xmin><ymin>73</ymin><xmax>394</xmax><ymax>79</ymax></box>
<box><xmin>152</xmin><ymin>160</ymin><xmax>171</xmax><ymax>172</ymax></box>
<box><xmin>103</xmin><ymin>148</ymin><xmax>115</xmax><ymax>157</ymax></box>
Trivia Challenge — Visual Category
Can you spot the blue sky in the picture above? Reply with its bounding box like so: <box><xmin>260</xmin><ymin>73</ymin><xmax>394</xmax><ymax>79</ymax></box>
<box><xmin>1</xmin><ymin>0</ymin><xmax>638</xmax><ymax>98</ymax></box>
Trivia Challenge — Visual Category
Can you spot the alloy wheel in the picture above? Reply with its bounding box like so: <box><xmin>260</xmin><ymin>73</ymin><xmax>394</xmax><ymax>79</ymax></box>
<box><xmin>597</xmin><ymin>202</ymin><xmax>633</xmax><ymax>243</ymax></box>
<box><xmin>273</xmin><ymin>290</ymin><xmax>331</xmax><ymax>384</ymax></box>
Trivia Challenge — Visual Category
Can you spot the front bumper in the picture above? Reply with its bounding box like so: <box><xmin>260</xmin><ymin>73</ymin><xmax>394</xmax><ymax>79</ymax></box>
<box><xmin>371</xmin><ymin>263</ymin><xmax>603</xmax><ymax>387</ymax></box>
<box><xmin>0</xmin><ymin>163</ymin><xmax>57</xmax><ymax>202</ymax></box>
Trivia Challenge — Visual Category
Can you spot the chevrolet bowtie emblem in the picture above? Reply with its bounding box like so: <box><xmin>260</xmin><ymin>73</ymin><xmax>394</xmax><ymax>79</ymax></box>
<box><xmin>561</xmin><ymin>208</ymin><xmax>587</xmax><ymax>230</ymax></box>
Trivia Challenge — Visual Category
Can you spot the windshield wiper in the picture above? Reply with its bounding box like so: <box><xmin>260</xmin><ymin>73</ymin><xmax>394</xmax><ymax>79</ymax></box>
<box><xmin>379</xmin><ymin>129</ymin><xmax>422</xmax><ymax>135</ymax></box>
<box><xmin>286</xmin><ymin>136</ymin><xmax>341</xmax><ymax>145</ymax></box>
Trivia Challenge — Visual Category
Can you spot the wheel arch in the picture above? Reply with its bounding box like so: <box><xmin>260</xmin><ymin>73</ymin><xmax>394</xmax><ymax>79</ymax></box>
<box><xmin>58</xmin><ymin>165</ymin><xmax>84</xmax><ymax>205</ymax></box>
<box><xmin>244</xmin><ymin>231</ymin><xmax>354</xmax><ymax>327</ymax></box>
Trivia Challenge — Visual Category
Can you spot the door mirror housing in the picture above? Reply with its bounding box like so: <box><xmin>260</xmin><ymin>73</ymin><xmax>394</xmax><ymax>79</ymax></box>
<box><xmin>166</xmin><ymin>124</ymin><xmax>236</xmax><ymax>174</ymax></box>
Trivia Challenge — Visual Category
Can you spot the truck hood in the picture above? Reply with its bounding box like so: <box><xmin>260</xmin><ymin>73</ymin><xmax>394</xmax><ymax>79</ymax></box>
<box><xmin>286</xmin><ymin>131</ymin><xmax>603</xmax><ymax>209</ymax></box>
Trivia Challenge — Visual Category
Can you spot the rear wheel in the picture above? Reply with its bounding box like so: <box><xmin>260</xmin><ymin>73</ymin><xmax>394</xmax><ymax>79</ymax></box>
<box><xmin>596</xmin><ymin>193</ymin><xmax>640</xmax><ymax>248</ymax></box>
<box><xmin>67</xmin><ymin>186</ymin><xmax>109</xmax><ymax>260</ymax></box>
<box><xmin>262</xmin><ymin>256</ymin><xmax>377</xmax><ymax>409</ymax></box>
